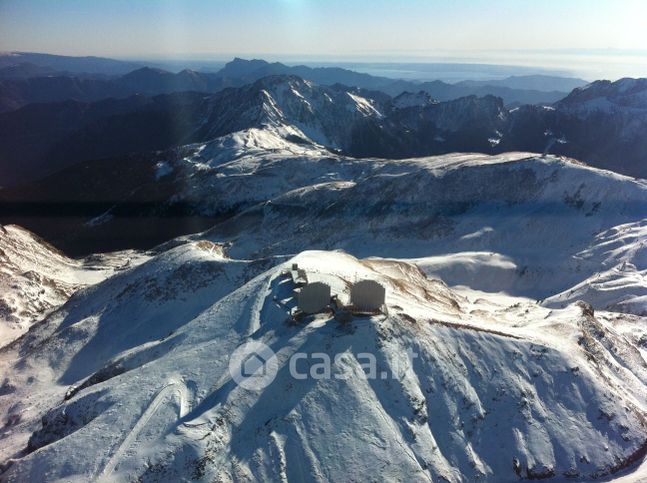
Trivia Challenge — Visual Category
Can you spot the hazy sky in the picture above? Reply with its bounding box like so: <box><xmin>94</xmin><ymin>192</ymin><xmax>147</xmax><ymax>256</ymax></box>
<box><xmin>1</xmin><ymin>0</ymin><xmax>646</xmax><ymax>77</ymax></box>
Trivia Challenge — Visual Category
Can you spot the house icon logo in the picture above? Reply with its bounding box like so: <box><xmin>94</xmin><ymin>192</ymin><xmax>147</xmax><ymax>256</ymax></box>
<box><xmin>229</xmin><ymin>340</ymin><xmax>278</xmax><ymax>390</ymax></box>
<box><xmin>241</xmin><ymin>352</ymin><xmax>268</xmax><ymax>377</ymax></box>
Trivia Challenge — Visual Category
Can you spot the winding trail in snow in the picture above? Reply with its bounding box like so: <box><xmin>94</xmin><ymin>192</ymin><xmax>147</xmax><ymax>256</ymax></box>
<box><xmin>97</xmin><ymin>380</ymin><xmax>190</xmax><ymax>481</ymax></box>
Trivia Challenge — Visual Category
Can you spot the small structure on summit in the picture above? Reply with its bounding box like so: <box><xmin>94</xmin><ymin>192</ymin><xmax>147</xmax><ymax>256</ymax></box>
<box><xmin>298</xmin><ymin>282</ymin><xmax>331</xmax><ymax>314</ymax></box>
<box><xmin>350</xmin><ymin>280</ymin><xmax>386</xmax><ymax>313</ymax></box>
<box><xmin>283</xmin><ymin>261</ymin><xmax>386</xmax><ymax>321</ymax></box>
<box><xmin>289</xmin><ymin>263</ymin><xmax>308</xmax><ymax>286</ymax></box>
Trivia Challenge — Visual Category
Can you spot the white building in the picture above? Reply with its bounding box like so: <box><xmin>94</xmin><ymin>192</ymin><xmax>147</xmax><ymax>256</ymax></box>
<box><xmin>350</xmin><ymin>280</ymin><xmax>385</xmax><ymax>312</ymax></box>
<box><xmin>297</xmin><ymin>282</ymin><xmax>331</xmax><ymax>314</ymax></box>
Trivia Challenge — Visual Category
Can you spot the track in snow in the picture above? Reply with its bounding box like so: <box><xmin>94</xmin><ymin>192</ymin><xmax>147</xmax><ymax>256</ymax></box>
<box><xmin>98</xmin><ymin>380</ymin><xmax>190</xmax><ymax>481</ymax></box>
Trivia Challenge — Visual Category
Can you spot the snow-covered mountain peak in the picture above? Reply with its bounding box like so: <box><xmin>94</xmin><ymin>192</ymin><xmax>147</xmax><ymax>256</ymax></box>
<box><xmin>196</xmin><ymin>75</ymin><xmax>386</xmax><ymax>148</ymax></box>
<box><xmin>1</xmin><ymin>244</ymin><xmax>646</xmax><ymax>481</ymax></box>
<box><xmin>558</xmin><ymin>77</ymin><xmax>647</xmax><ymax>113</ymax></box>
<box><xmin>393</xmin><ymin>91</ymin><xmax>437</xmax><ymax>109</ymax></box>
<box><xmin>184</xmin><ymin>127</ymin><xmax>329</xmax><ymax>170</ymax></box>
<box><xmin>1</xmin><ymin>139</ymin><xmax>647</xmax><ymax>481</ymax></box>
<box><xmin>249</xmin><ymin>75</ymin><xmax>382</xmax><ymax>119</ymax></box>
<box><xmin>2</xmin><ymin>51</ymin><xmax>647</xmax><ymax>481</ymax></box>
<box><xmin>346</xmin><ymin>91</ymin><xmax>384</xmax><ymax>117</ymax></box>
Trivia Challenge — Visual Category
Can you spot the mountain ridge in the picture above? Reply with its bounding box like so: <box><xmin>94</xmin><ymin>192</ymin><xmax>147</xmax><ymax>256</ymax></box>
<box><xmin>1</xmin><ymin>134</ymin><xmax>646</xmax><ymax>481</ymax></box>
<box><xmin>0</xmin><ymin>56</ymin><xmax>582</xmax><ymax>114</ymax></box>
<box><xmin>1</xmin><ymin>245</ymin><xmax>646</xmax><ymax>481</ymax></box>
<box><xmin>1</xmin><ymin>73</ymin><xmax>645</xmax><ymax>191</ymax></box>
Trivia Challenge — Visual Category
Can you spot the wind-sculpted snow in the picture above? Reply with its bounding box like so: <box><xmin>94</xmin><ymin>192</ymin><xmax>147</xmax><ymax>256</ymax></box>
<box><xmin>1</xmin><ymin>250</ymin><xmax>646</xmax><ymax>482</ymax></box>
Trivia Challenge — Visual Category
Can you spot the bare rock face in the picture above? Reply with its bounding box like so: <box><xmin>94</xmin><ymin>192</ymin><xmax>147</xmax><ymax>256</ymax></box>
<box><xmin>577</xmin><ymin>300</ymin><xmax>595</xmax><ymax>317</ymax></box>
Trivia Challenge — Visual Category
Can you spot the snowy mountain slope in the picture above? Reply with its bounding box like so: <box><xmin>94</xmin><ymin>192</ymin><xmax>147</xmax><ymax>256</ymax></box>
<box><xmin>4</xmin><ymin>74</ymin><xmax>647</xmax><ymax>194</ymax></box>
<box><xmin>0</xmin><ymin>241</ymin><xmax>262</xmax><ymax>467</ymax></box>
<box><xmin>543</xmin><ymin>220</ymin><xmax>647</xmax><ymax>315</ymax></box>
<box><xmin>557</xmin><ymin>78</ymin><xmax>647</xmax><ymax>114</ymax></box>
<box><xmin>503</xmin><ymin>77</ymin><xmax>647</xmax><ymax>178</ymax></box>
<box><xmin>192</xmin><ymin>75</ymin><xmax>387</xmax><ymax>149</ymax></box>
<box><xmin>7</xmin><ymin>127</ymin><xmax>642</xmax><ymax>313</ymax></box>
<box><xmin>156</xmin><ymin>134</ymin><xmax>646</xmax><ymax>312</ymax></box>
<box><xmin>0</xmin><ymin>224</ymin><xmax>147</xmax><ymax>346</ymax></box>
<box><xmin>64</xmin><ymin>127</ymin><xmax>643</xmax><ymax>314</ymax></box>
<box><xmin>1</xmin><ymin>132</ymin><xmax>647</xmax><ymax>481</ymax></box>
<box><xmin>1</xmin><ymin>249</ymin><xmax>646</xmax><ymax>482</ymax></box>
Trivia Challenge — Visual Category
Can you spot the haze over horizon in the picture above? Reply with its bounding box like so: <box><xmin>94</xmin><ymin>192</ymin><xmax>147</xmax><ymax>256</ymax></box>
<box><xmin>1</xmin><ymin>0</ymin><xmax>647</xmax><ymax>80</ymax></box>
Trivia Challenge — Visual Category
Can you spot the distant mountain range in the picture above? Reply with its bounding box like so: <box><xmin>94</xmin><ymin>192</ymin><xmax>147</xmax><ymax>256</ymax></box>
<box><xmin>1</xmin><ymin>74</ymin><xmax>646</xmax><ymax>258</ymax></box>
<box><xmin>1</xmin><ymin>52</ymin><xmax>644</xmax><ymax>254</ymax></box>
<box><xmin>0</xmin><ymin>74</ymin><xmax>644</xmax><ymax>190</ymax></box>
<box><xmin>0</xmin><ymin>54</ymin><xmax>587</xmax><ymax>113</ymax></box>
<box><xmin>457</xmin><ymin>75</ymin><xmax>587</xmax><ymax>92</ymax></box>
<box><xmin>0</xmin><ymin>52</ymin><xmax>143</xmax><ymax>76</ymax></box>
